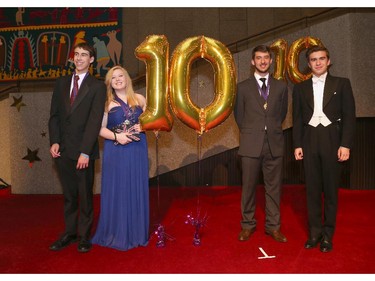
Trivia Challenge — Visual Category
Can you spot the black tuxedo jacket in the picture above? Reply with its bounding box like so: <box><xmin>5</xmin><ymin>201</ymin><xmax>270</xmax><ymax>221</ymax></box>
<box><xmin>49</xmin><ymin>74</ymin><xmax>106</xmax><ymax>160</ymax></box>
<box><xmin>292</xmin><ymin>74</ymin><xmax>356</xmax><ymax>149</ymax></box>
<box><xmin>234</xmin><ymin>76</ymin><xmax>288</xmax><ymax>157</ymax></box>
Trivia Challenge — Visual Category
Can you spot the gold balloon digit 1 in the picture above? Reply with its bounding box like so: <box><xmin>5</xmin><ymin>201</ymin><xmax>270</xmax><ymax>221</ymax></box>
<box><xmin>135</xmin><ymin>34</ymin><xmax>173</xmax><ymax>132</ymax></box>
<box><xmin>270</xmin><ymin>38</ymin><xmax>288</xmax><ymax>81</ymax></box>
<box><xmin>169</xmin><ymin>36</ymin><xmax>237</xmax><ymax>135</ymax></box>
<box><xmin>286</xmin><ymin>36</ymin><xmax>324</xmax><ymax>84</ymax></box>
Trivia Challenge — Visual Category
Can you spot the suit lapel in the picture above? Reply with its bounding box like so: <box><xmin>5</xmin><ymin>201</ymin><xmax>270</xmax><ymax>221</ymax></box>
<box><xmin>266</xmin><ymin>77</ymin><xmax>278</xmax><ymax>110</ymax></box>
<box><xmin>250</xmin><ymin>77</ymin><xmax>266</xmax><ymax>110</ymax></box>
<box><xmin>305</xmin><ymin>78</ymin><xmax>314</xmax><ymax>110</ymax></box>
<box><xmin>63</xmin><ymin>76</ymin><xmax>72</xmax><ymax>114</ymax></box>
<box><xmin>70</xmin><ymin>75</ymin><xmax>91</xmax><ymax>112</ymax></box>
<box><xmin>323</xmin><ymin>74</ymin><xmax>337</xmax><ymax>108</ymax></box>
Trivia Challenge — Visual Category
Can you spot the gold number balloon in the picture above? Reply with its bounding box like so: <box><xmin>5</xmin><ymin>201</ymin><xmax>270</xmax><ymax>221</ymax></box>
<box><xmin>135</xmin><ymin>34</ymin><xmax>173</xmax><ymax>131</ymax></box>
<box><xmin>169</xmin><ymin>36</ymin><xmax>237</xmax><ymax>135</ymax></box>
<box><xmin>270</xmin><ymin>38</ymin><xmax>288</xmax><ymax>81</ymax></box>
<box><xmin>287</xmin><ymin>36</ymin><xmax>324</xmax><ymax>84</ymax></box>
<box><xmin>134</xmin><ymin>35</ymin><xmax>326</xmax><ymax>133</ymax></box>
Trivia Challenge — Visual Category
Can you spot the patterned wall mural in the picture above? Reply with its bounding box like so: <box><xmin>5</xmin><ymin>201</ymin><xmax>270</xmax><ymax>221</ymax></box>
<box><xmin>0</xmin><ymin>7</ymin><xmax>122</xmax><ymax>81</ymax></box>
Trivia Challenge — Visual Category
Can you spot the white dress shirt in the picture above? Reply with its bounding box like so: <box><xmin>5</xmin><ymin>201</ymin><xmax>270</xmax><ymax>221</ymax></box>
<box><xmin>254</xmin><ymin>73</ymin><xmax>269</xmax><ymax>130</ymax></box>
<box><xmin>308</xmin><ymin>72</ymin><xmax>332</xmax><ymax>127</ymax></box>
<box><xmin>254</xmin><ymin>72</ymin><xmax>269</xmax><ymax>97</ymax></box>
<box><xmin>70</xmin><ymin>72</ymin><xmax>87</xmax><ymax>97</ymax></box>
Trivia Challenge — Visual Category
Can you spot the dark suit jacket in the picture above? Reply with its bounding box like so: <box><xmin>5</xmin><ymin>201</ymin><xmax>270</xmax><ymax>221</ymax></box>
<box><xmin>292</xmin><ymin>74</ymin><xmax>356</xmax><ymax>149</ymax></box>
<box><xmin>49</xmin><ymin>74</ymin><xmax>106</xmax><ymax>160</ymax></box>
<box><xmin>234</xmin><ymin>76</ymin><xmax>288</xmax><ymax>157</ymax></box>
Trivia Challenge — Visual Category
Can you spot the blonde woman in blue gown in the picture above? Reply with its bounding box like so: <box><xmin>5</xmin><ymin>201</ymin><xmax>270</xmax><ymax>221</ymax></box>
<box><xmin>92</xmin><ymin>65</ymin><xmax>149</xmax><ymax>251</ymax></box>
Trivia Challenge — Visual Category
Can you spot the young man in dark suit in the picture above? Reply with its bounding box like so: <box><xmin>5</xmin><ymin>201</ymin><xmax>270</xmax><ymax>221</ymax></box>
<box><xmin>293</xmin><ymin>45</ymin><xmax>356</xmax><ymax>253</ymax></box>
<box><xmin>234</xmin><ymin>45</ymin><xmax>288</xmax><ymax>243</ymax></box>
<box><xmin>48</xmin><ymin>42</ymin><xmax>106</xmax><ymax>253</ymax></box>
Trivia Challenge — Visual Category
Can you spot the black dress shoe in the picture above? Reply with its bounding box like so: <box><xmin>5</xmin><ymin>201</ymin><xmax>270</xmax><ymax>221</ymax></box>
<box><xmin>320</xmin><ymin>240</ymin><xmax>333</xmax><ymax>253</ymax></box>
<box><xmin>78</xmin><ymin>239</ymin><xmax>92</xmax><ymax>253</ymax></box>
<box><xmin>304</xmin><ymin>235</ymin><xmax>322</xmax><ymax>249</ymax></box>
<box><xmin>49</xmin><ymin>234</ymin><xmax>77</xmax><ymax>251</ymax></box>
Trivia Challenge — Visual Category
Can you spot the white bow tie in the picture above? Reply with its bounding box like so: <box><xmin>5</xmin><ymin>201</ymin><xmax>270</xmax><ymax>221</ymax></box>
<box><xmin>312</xmin><ymin>76</ymin><xmax>325</xmax><ymax>84</ymax></box>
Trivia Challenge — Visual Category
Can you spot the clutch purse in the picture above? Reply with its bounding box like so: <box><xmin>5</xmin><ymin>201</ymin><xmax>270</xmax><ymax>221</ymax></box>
<box><xmin>111</xmin><ymin>118</ymin><xmax>140</xmax><ymax>141</ymax></box>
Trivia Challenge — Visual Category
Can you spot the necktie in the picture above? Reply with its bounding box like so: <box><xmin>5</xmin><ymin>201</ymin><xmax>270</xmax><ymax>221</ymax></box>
<box><xmin>70</xmin><ymin>75</ymin><xmax>80</xmax><ymax>105</ymax></box>
<box><xmin>259</xmin><ymin>77</ymin><xmax>267</xmax><ymax>100</ymax></box>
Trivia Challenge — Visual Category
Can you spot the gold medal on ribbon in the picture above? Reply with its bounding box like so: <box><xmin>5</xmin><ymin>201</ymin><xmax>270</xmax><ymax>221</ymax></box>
<box><xmin>264</xmin><ymin>102</ymin><xmax>267</xmax><ymax>110</ymax></box>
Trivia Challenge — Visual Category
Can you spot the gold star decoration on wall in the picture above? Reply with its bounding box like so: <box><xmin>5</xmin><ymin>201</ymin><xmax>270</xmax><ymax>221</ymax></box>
<box><xmin>22</xmin><ymin>148</ymin><xmax>41</xmax><ymax>168</ymax></box>
<box><xmin>0</xmin><ymin>178</ymin><xmax>10</xmax><ymax>189</ymax></box>
<box><xmin>10</xmin><ymin>95</ymin><xmax>26</xmax><ymax>112</ymax></box>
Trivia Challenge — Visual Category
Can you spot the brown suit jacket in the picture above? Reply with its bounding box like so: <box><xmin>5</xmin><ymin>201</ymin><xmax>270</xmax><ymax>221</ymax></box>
<box><xmin>234</xmin><ymin>75</ymin><xmax>288</xmax><ymax>157</ymax></box>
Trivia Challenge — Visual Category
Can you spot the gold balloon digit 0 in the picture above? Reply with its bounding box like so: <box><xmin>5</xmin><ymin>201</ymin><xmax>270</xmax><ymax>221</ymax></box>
<box><xmin>135</xmin><ymin>34</ymin><xmax>324</xmax><ymax>133</ymax></box>
<box><xmin>134</xmin><ymin>34</ymin><xmax>173</xmax><ymax>132</ymax></box>
<box><xmin>270</xmin><ymin>38</ymin><xmax>288</xmax><ymax>81</ymax></box>
<box><xmin>169</xmin><ymin>36</ymin><xmax>237</xmax><ymax>135</ymax></box>
<box><xmin>287</xmin><ymin>36</ymin><xmax>324</xmax><ymax>84</ymax></box>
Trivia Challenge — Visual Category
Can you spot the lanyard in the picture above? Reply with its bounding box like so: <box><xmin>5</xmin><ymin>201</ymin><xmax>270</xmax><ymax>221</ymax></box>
<box><xmin>256</xmin><ymin>78</ymin><xmax>270</xmax><ymax>97</ymax></box>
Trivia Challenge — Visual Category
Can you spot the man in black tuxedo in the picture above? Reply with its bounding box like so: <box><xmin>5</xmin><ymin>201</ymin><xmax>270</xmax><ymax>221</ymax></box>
<box><xmin>293</xmin><ymin>45</ymin><xmax>356</xmax><ymax>253</ymax></box>
<box><xmin>234</xmin><ymin>45</ymin><xmax>288</xmax><ymax>243</ymax></box>
<box><xmin>48</xmin><ymin>42</ymin><xmax>106</xmax><ymax>253</ymax></box>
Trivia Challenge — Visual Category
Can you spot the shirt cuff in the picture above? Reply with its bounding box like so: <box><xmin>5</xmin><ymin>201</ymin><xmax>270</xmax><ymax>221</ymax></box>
<box><xmin>80</xmin><ymin>153</ymin><xmax>89</xmax><ymax>158</ymax></box>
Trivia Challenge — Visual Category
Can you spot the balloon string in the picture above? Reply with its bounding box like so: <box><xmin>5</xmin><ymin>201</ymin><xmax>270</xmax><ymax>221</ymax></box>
<box><xmin>155</xmin><ymin>132</ymin><xmax>160</xmax><ymax>220</ymax></box>
<box><xmin>197</xmin><ymin>134</ymin><xmax>202</xmax><ymax>207</ymax></box>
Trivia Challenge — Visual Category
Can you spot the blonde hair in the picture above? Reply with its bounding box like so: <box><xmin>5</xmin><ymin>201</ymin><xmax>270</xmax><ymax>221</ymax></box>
<box><xmin>104</xmin><ymin>65</ymin><xmax>138</xmax><ymax>112</ymax></box>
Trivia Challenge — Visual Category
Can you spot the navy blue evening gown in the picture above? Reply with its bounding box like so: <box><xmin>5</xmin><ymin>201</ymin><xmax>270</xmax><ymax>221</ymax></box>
<box><xmin>92</xmin><ymin>104</ymin><xmax>149</xmax><ymax>251</ymax></box>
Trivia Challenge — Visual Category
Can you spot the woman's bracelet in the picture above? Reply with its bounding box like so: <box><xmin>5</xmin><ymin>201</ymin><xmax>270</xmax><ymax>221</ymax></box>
<box><xmin>113</xmin><ymin>131</ymin><xmax>118</xmax><ymax>145</ymax></box>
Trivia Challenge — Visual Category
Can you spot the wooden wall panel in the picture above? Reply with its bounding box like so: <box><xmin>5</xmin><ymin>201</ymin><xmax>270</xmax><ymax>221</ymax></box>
<box><xmin>150</xmin><ymin>118</ymin><xmax>374</xmax><ymax>190</ymax></box>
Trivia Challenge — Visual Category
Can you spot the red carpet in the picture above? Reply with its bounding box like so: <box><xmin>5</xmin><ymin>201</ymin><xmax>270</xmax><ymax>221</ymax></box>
<box><xmin>1</xmin><ymin>185</ymin><xmax>375</xmax><ymax>274</ymax></box>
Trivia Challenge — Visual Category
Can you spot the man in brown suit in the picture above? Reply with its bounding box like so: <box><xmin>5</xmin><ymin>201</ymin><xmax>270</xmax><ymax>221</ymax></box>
<box><xmin>234</xmin><ymin>45</ymin><xmax>288</xmax><ymax>243</ymax></box>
